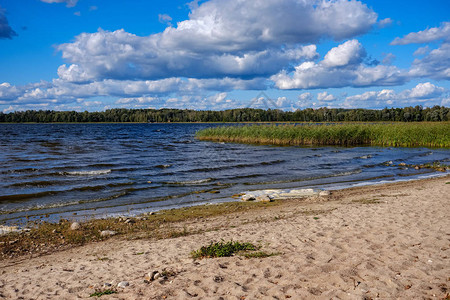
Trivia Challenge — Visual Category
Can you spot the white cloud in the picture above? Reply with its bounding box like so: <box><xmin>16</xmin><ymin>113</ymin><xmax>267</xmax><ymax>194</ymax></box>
<box><xmin>57</xmin><ymin>29</ymin><xmax>319</xmax><ymax>81</ymax></box>
<box><xmin>413</xmin><ymin>46</ymin><xmax>430</xmax><ymax>56</ymax></box>
<box><xmin>57</xmin><ymin>64</ymin><xmax>91</xmax><ymax>83</ymax></box>
<box><xmin>408</xmin><ymin>82</ymin><xmax>445</xmax><ymax>98</ymax></box>
<box><xmin>317</xmin><ymin>92</ymin><xmax>336</xmax><ymax>102</ymax></box>
<box><xmin>442</xmin><ymin>96</ymin><xmax>450</xmax><ymax>106</ymax></box>
<box><xmin>0</xmin><ymin>83</ymin><xmax>21</xmax><ymax>100</ymax></box>
<box><xmin>116</xmin><ymin>97</ymin><xmax>158</xmax><ymax>104</ymax></box>
<box><xmin>382</xmin><ymin>53</ymin><xmax>396</xmax><ymax>65</ymax></box>
<box><xmin>275</xmin><ymin>96</ymin><xmax>290</xmax><ymax>108</ymax></box>
<box><xmin>343</xmin><ymin>82</ymin><xmax>447</xmax><ymax>108</ymax></box>
<box><xmin>0</xmin><ymin>77</ymin><xmax>267</xmax><ymax>107</ymax></box>
<box><xmin>298</xmin><ymin>92</ymin><xmax>312</xmax><ymax>101</ymax></box>
<box><xmin>271</xmin><ymin>40</ymin><xmax>407</xmax><ymax>89</ymax></box>
<box><xmin>2</xmin><ymin>105</ymin><xmax>15</xmax><ymax>113</ymax></box>
<box><xmin>378</xmin><ymin>18</ymin><xmax>393</xmax><ymax>28</ymax></box>
<box><xmin>210</xmin><ymin>92</ymin><xmax>227</xmax><ymax>104</ymax></box>
<box><xmin>409</xmin><ymin>43</ymin><xmax>450</xmax><ymax>80</ymax></box>
<box><xmin>391</xmin><ymin>22</ymin><xmax>450</xmax><ymax>45</ymax></box>
<box><xmin>323</xmin><ymin>40</ymin><xmax>365</xmax><ymax>67</ymax></box>
<box><xmin>158</xmin><ymin>14</ymin><xmax>172</xmax><ymax>26</ymax></box>
<box><xmin>40</xmin><ymin>0</ymin><xmax>78</xmax><ymax>7</ymax></box>
<box><xmin>56</xmin><ymin>0</ymin><xmax>377</xmax><ymax>82</ymax></box>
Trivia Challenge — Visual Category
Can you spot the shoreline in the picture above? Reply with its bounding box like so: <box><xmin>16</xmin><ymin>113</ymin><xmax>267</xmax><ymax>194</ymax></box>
<box><xmin>0</xmin><ymin>174</ymin><xmax>449</xmax><ymax>298</ymax></box>
<box><xmin>2</xmin><ymin>169</ymin><xmax>448</xmax><ymax>227</ymax></box>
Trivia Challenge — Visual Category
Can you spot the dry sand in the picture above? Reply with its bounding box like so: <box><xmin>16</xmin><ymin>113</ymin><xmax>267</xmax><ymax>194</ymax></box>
<box><xmin>0</xmin><ymin>175</ymin><xmax>449</xmax><ymax>299</ymax></box>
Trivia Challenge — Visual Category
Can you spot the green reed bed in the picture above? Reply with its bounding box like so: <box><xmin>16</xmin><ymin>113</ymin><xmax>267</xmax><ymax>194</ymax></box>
<box><xmin>196</xmin><ymin>122</ymin><xmax>450</xmax><ymax>147</ymax></box>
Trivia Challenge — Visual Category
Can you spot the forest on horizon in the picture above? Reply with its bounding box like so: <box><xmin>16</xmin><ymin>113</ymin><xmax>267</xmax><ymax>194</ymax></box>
<box><xmin>0</xmin><ymin>106</ymin><xmax>449</xmax><ymax>123</ymax></box>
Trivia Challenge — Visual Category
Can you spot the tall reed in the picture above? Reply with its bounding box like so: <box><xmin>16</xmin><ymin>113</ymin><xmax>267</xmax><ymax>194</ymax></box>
<box><xmin>196</xmin><ymin>123</ymin><xmax>450</xmax><ymax>148</ymax></box>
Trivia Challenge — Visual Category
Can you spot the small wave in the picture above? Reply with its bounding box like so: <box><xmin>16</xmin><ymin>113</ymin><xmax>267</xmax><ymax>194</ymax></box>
<box><xmin>62</xmin><ymin>169</ymin><xmax>112</xmax><ymax>176</ymax></box>
<box><xmin>172</xmin><ymin>140</ymin><xmax>193</xmax><ymax>144</ymax></box>
<box><xmin>1</xmin><ymin>168</ymin><xmax>39</xmax><ymax>174</ymax></box>
<box><xmin>419</xmin><ymin>151</ymin><xmax>433</xmax><ymax>157</ymax></box>
<box><xmin>164</xmin><ymin>178</ymin><xmax>214</xmax><ymax>185</ymax></box>
<box><xmin>184</xmin><ymin>160</ymin><xmax>285</xmax><ymax>173</ymax></box>
<box><xmin>8</xmin><ymin>180</ymin><xmax>65</xmax><ymax>188</ymax></box>
<box><xmin>0</xmin><ymin>192</ymin><xmax>130</xmax><ymax>215</ymax></box>
<box><xmin>87</xmin><ymin>163</ymin><xmax>116</xmax><ymax>168</ymax></box>
<box><xmin>244</xmin><ymin>169</ymin><xmax>363</xmax><ymax>185</ymax></box>
<box><xmin>0</xmin><ymin>191</ymin><xmax>56</xmax><ymax>202</ymax></box>
<box><xmin>155</xmin><ymin>164</ymin><xmax>172</xmax><ymax>169</ymax></box>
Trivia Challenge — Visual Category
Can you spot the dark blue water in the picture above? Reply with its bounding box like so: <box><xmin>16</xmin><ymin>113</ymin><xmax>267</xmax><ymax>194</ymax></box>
<box><xmin>0</xmin><ymin>123</ymin><xmax>449</xmax><ymax>224</ymax></box>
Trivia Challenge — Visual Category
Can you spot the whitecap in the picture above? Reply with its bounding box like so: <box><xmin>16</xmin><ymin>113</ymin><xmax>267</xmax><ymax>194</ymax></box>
<box><xmin>63</xmin><ymin>169</ymin><xmax>112</xmax><ymax>176</ymax></box>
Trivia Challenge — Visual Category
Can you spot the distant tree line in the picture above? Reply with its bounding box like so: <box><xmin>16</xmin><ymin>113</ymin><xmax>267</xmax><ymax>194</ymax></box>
<box><xmin>0</xmin><ymin>106</ymin><xmax>449</xmax><ymax>123</ymax></box>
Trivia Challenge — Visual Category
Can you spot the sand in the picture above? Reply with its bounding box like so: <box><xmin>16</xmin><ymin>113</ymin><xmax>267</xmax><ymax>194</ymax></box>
<box><xmin>0</xmin><ymin>175</ymin><xmax>449</xmax><ymax>299</ymax></box>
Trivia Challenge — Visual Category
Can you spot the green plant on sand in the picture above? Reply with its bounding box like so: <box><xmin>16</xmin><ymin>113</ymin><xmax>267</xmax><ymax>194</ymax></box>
<box><xmin>90</xmin><ymin>289</ymin><xmax>117</xmax><ymax>297</ymax></box>
<box><xmin>191</xmin><ymin>240</ymin><xmax>258</xmax><ymax>259</ymax></box>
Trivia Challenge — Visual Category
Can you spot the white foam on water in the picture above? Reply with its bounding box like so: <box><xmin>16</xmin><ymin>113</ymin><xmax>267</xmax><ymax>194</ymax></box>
<box><xmin>63</xmin><ymin>169</ymin><xmax>112</xmax><ymax>176</ymax></box>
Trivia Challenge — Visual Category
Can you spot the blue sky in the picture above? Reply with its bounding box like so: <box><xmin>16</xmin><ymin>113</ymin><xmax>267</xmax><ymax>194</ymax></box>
<box><xmin>0</xmin><ymin>0</ymin><xmax>449</xmax><ymax>112</ymax></box>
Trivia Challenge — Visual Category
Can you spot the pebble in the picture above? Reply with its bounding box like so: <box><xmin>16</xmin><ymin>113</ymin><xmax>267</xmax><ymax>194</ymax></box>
<box><xmin>255</xmin><ymin>195</ymin><xmax>272</xmax><ymax>202</ymax></box>
<box><xmin>124</xmin><ymin>218</ymin><xmax>135</xmax><ymax>224</ymax></box>
<box><xmin>117</xmin><ymin>281</ymin><xmax>129</xmax><ymax>288</ymax></box>
<box><xmin>241</xmin><ymin>194</ymin><xmax>256</xmax><ymax>201</ymax></box>
<box><xmin>100</xmin><ymin>230</ymin><xmax>117</xmax><ymax>237</ymax></box>
<box><xmin>319</xmin><ymin>190</ymin><xmax>331</xmax><ymax>197</ymax></box>
<box><xmin>70</xmin><ymin>222</ymin><xmax>81</xmax><ymax>230</ymax></box>
<box><xmin>144</xmin><ymin>271</ymin><xmax>160</xmax><ymax>282</ymax></box>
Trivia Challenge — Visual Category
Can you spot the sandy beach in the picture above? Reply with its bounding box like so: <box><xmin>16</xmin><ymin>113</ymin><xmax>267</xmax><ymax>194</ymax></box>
<box><xmin>0</xmin><ymin>175</ymin><xmax>449</xmax><ymax>299</ymax></box>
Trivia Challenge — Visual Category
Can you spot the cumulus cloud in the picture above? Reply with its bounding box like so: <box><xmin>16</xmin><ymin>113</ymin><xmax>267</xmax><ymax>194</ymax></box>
<box><xmin>317</xmin><ymin>92</ymin><xmax>336</xmax><ymax>102</ymax></box>
<box><xmin>408</xmin><ymin>82</ymin><xmax>445</xmax><ymax>98</ymax></box>
<box><xmin>413</xmin><ymin>46</ymin><xmax>430</xmax><ymax>56</ymax></box>
<box><xmin>57</xmin><ymin>29</ymin><xmax>319</xmax><ymax>81</ymax></box>
<box><xmin>409</xmin><ymin>43</ymin><xmax>450</xmax><ymax>80</ymax></box>
<box><xmin>322</xmin><ymin>40</ymin><xmax>365</xmax><ymax>67</ymax></box>
<box><xmin>0</xmin><ymin>83</ymin><xmax>21</xmax><ymax>100</ymax></box>
<box><xmin>382</xmin><ymin>53</ymin><xmax>396</xmax><ymax>65</ymax></box>
<box><xmin>296</xmin><ymin>92</ymin><xmax>313</xmax><ymax>108</ymax></box>
<box><xmin>343</xmin><ymin>82</ymin><xmax>446</xmax><ymax>108</ymax></box>
<box><xmin>57</xmin><ymin>64</ymin><xmax>91</xmax><ymax>83</ymax></box>
<box><xmin>271</xmin><ymin>40</ymin><xmax>407</xmax><ymax>89</ymax></box>
<box><xmin>40</xmin><ymin>0</ymin><xmax>78</xmax><ymax>7</ymax></box>
<box><xmin>299</xmin><ymin>92</ymin><xmax>312</xmax><ymax>101</ymax></box>
<box><xmin>56</xmin><ymin>0</ymin><xmax>377</xmax><ymax>82</ymax></box>
<box><xmin>0</xmin><ymin>76</ymin><xmax>268</xmax><ymax>107</ymax></box>
<box><xmin>0</xmin><ymin>6</ymin><xmax>17</xmax><ymax>39</ymax></box>
<box><xmin>116</xmin><ymin>96</ymin><xmax>158</xmax><ymax>105</ymax></box>
<box><xmin>391</xmin><ymin>22</ymin><xmax>450</xmax><ymax>45</ymax></box>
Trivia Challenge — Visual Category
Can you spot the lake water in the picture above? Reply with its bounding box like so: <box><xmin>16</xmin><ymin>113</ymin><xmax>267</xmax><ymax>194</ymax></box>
<box><xmin>1</xmin><ymin>123</ymin><xmax>449</xmax><ymax>224</ymax></box>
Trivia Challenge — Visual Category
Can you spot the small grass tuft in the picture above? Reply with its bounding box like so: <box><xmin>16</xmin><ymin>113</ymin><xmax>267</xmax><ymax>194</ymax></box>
<box><xmin>90</xmin><ymin>289</ymin><xmax>117</xmax><ymax>297</ymax></box>
<box><xmin>243</xmin><ymin>251</ymin><xmax>281</xmax><ymax>259</ymax></box>
<box><xmin>191</xmin><ymin>240</ymin><xmax>258</xmax><ymax>259</ymax></box>
<box><xmin>352</xmin><ymin>198</ymin><xmax>381</xmax><ymax>204</ymax></box>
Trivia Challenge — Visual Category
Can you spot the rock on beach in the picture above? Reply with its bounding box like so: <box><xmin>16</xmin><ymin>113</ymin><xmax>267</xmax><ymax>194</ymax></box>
<box><xmin>241</xmin><ymin>188</ymin><xmax>321</xmax><ymax>201</ymax></box>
